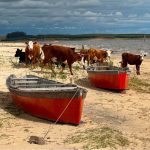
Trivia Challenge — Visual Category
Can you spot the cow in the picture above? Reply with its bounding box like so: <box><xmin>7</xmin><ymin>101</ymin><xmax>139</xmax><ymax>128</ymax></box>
<box><xmin>88</xmin><ymin>48</ymin><xmax>112</xmax><ymax>63</ymax></box>
<box><xmin>15</xmin><ymin>49</ymin><xmax>25</xmax><ymax>63</ymax></box>
<box><xmin>42</xmin><ymin>45</ymin><xmax>82</xmax><ymax>75</ymax></box>
<box><xmin>80</xmin><ymin>47</ymin><xmax>112</xmax><ymax>69</ymax></box>
<box><xmin>25</xmin><ymin>41</ymin><xmax>42</xmax><ymax>64</ymax></box>
<box><xmin>80</xmin><ymin>46</ymin><xmax>89</xmax><ymax>69</ymax></box>
<box><xmin>121</xmin><ymin>52</ymin><xmax>146</xmax><ymax>75</ymax></box>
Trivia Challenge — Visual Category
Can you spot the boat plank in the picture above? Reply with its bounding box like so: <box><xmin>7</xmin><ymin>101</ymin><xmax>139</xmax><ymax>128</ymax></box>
<box><xmin>12</xmin><ymin>83</ymin><xmax>75</xmax><ymax>87</ymax></box>
<box><xmin>12</xmin><ymin>81</ymin><xmax>38</xmax><ymax>84</ymax></box>
<box><xmin>10</xmin><ymin>78</ymin><xmax>39</xmax><ymax>80</ymax></box>
<box><xmin>18</xmin><ymin>87</ymin><xmax>78</xmax><ymax>91</ymax></box>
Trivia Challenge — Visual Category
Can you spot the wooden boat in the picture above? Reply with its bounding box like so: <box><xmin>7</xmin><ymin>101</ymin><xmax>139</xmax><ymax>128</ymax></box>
<box><xmin>87</xmin><ymin>66</ymin><xmax>130</xmax><ymax>91</ymax></box>
<box><xmin>6</xmin><ymin>74</ymin><xmax>87</xmax><ymax>125</ymax></box>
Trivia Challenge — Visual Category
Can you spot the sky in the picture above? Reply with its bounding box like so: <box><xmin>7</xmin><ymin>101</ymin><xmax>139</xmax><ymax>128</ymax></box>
<box><xmin>1</xmin><ymin>0</ymin><xmax>150</xmax><ymax>35</ymax></box>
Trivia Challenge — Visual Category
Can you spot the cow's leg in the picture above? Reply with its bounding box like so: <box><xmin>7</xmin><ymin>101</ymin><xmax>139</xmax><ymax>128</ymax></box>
<box><xmin>60</xmin><ymin>66</ymin><xmax>65</xmax><ymax>73</ymax></box>
<box><xmin>25</xmin><ymin>53</ymin><xmax>29</xmax><ymax>65</ymax></box>
<box><xmin>68</xmin><ymin>63</ymin><xmax>73</xmax><ymax>75</ymax></box>
<box><xmin>19</xmin><ymin>57</ymin><xmax>22</xmax><ymax>63</ymax></box>
<box><xmin>49</xmin><ymin>62</ymin><xmax>56</xmax><ymax>74</ymax></box>
<box><xmin>59</xmin><ymin>62</ymin><xmax>66</xmax><ymax>73</ymax></box>
<box><xmin>81</xmin><ymin>57</ymin><xmax>86</xmax><ymax>69</ymax></box>
<box><xmin>121</xmin><ymin>61</ymin><xmax>127</xmax><ymax>68</ymax></box>
<box><xmin>136</xmin><ymin>65</ymin><xmax>140</xmax><ymax>75</ymax></box>
<box><xmin>87</xmin><ymin>55</ymin><xmax>90</xmax><ymax>66</ymax></box>
<box><xmin>31</xmin><ymin>55</ymin><xmax>36</xmax><ymax>64</ymax></box>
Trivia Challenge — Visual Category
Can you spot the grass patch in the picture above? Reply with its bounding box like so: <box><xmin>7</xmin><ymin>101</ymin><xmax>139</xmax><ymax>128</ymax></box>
<box><xmin>0</xmin><ymin>121</ymin><xmax>3</xmax><ymax>128</ymax></box>
<box><xmin>10</xmin><ymin>58</ymin><xmax>20</xmax><ymax>68</ymax></box>
<box><xmin>129</xmin><ymin>76</ymin><xmax>150</xmax><ymax>93</ymax></box>
<box><xmin>10</xmin><ymin>58</ymin><xmax>27</xmax><ymax>69</ymax></box>
<box><xmin>65</xmin><ymin>127</ymin><xmax>129</xmax><ymax>149</ymax></box>
<box><xmin>73</xmin><ymin>65</ymin><xmax>80</xmax><ymax>71</ymax></box>
<box><xmin>0</xmin><ymin>134</ymin><xmax>10</xmax><ymax>139</ymax></box>
<box><xmin>58</xmin><ymin>72</ymin><xmax>67</xmax><ymax>80</ymax></box>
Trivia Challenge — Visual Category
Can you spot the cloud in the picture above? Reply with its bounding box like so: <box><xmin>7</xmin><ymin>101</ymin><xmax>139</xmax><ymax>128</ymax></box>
<box><xmin>128</xmin><ymin>14</ymin><xmax>137</xmax><ymax>18</ymax></box>
<box><xmin>9</xmin><ymin>0</ymin><xmax>50</xmax><ymax>8</ymax></box>
<box><xmin>71</xmin><ymin>0</ymin><xmax>101</xmax><ymax>8</ymax></box>
<box><xmin>0</xmin><ymin>0</ymin><xmax>21</xmax><ymax>2</ymax></box>
<box><xmin>0</xmin><ymin>0</ymin><xmax>150</xmax><ymax>34</ymax></box>
<box><xmin>115</xmin><ymin>12</ymin><xmax>123</xmax><ymax>16</ymax></box>
<box><xmin>0</xmin><ymin>20</ymin><xmax>9</xmax><ymax>25</ymax></box>
<box><xmin>143</xmin><ymin>13</ymin><xmax>150</xmax><ymax>18</ymax></box>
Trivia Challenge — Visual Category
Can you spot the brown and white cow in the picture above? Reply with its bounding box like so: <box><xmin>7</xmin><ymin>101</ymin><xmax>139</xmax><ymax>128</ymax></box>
<box><xmin>42</xmin><ymin>45</ymin><xmax>82</xmax><ymax>75</ymax></box>
<box><xmin>121</xmin><ymin>52</ymin><xmax>146</xmax><ymax>75</ymax></box>
<box><xmin>80</xmin><ymin>47</ymin><xmax>112</xmax><ymax>69</ymax></box>
<box><xmin>25</xmin><ymin>41</ymin><xmax>43</xmax><ymax>64</ymax></box>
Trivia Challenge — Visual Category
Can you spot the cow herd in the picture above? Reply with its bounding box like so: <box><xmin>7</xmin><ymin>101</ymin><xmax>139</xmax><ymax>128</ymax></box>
<box><xmin>14</xmin><ymin>41</ymin><xmax>147</xmax><ymax>75</ymax></box>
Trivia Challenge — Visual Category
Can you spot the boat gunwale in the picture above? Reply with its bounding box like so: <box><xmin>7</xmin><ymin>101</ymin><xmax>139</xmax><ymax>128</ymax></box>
<box><xmin>6</xmin><ymin>74</ymin><xmax>88</xmax><ymax>99</ymax></box>
<box><xmin>87</xmin><ymin>70</ymin><xmax>128</xmax><ymax>74</ymax></box>
<box><xmin>87</xmin><ymin>66</ymin><xmax>130</xmax><ymax>74</ymax></box>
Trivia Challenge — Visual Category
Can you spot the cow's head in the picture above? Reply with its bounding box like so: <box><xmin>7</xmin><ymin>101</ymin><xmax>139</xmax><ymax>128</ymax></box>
<box><xmin>74</xmin><ymin>52</ymin><xmax>82</xmax><ymax>62</ymax></box>
<box><xmin>15</xmin><ymin>49</ymin><xmax>22</xmax><ymax>57</ymax></box>
<box><xmin>106</xmin><ymin>50</ymin><xmax>113</xmax><ymax>58</ymax></box>
<box><xmin>120</xmin><ymin>61</ymin><xmax>128</xmax><ymax>68</ymax></box>
<box><xmin>140</xmin><ymin>52</ymin><xmax>147</xmax><ymax>61</ymax></box>
<box><xmin>25</xmin><ymin>41</ymin><xmax>34</xmax><ymax>51</ymax></box>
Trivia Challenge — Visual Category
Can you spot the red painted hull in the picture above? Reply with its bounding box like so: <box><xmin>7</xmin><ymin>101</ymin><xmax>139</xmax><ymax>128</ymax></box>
<box><xmin>11</xmin><ymin>93</ymin><xmax>84</xmax><ymax>125</ymax></box>
<box><xmin>6</xmin><ymin>74</ymin><xmax>87</xmax><ymax>125</ymax></box>
<box><xmin>87</xmin><ymin>70</ymin><xmax>129</xmax><ymax>90</ymax></box>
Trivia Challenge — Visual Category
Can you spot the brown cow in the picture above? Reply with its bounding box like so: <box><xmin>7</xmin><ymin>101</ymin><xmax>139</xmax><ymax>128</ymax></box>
<box><xmin>25</xmin><ymin>41</ymin><xmax>42</xmax><ymax>64</ymax></box>
<box><xmin>42</xmin><ymin>45</ymin><xmax>82</xmax><ymax>75</ymax></box>
<box><xmin>121</xmin><ymin>52</ymin><xmax>146</xmax><ymax>75</ymax></box>
<box><xmin>80</xmin><ymin>47</ymin><xmax>112</xmax><ymax>69</ymax></box>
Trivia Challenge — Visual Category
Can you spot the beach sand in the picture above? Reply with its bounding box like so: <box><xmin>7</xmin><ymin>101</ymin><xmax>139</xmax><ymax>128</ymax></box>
<box><xmin>0</xmin><ymin>42</ymin><xmax>150</xmax><ymax>150</ymax></box>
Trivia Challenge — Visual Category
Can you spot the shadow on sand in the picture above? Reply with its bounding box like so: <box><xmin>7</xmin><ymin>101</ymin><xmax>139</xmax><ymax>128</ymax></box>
<box><xmin>0</xmin><ymin>91</ymin><xmax>52</xmax><ymax>125</ymax></box>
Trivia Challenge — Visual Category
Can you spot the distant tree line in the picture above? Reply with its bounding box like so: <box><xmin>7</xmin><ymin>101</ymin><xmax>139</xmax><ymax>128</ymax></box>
<box><xmin>6</xmin><ymin>32</ymin><xmax>27</xmax><ymax>39</ymax></box>
<box><xmin>3</xmin><ymin>31</ymin><xmax>150</xmax><ymax>41</ymax></box>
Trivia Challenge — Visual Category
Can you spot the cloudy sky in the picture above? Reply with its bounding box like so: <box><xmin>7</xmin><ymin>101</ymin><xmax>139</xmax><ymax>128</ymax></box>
<box><xmin>1</xmin><ymin>0</ymin><xmax>150</xmax><ymax>35</ymax></box>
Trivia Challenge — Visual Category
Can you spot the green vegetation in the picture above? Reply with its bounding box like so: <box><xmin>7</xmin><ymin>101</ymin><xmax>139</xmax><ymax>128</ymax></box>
<box><xmin>65</xmin><ymin>127</ymin><xmax>129</xmax><ymax>149</ymax></box>
<box><xmin>58</xmin><ymin>72</ymin><xmax>67</xmax><ymax>80</ymax></box>
<box><xmin>129</xmin><ymin>76</ymin><xmax>150</xmax><ymax>93</ymax></box>
<box><xmin>73</xmin><ymin>65</ymin><xmax>80</xmax><ymax>71</ymax></box>
<box><xmin>0</xmin><ymin>121</ymin><xmax>3</xmax><ymax>128</ymax></box>
<box><xmin>10</xmin><ymin>58</ymin><xmax>22</xmax><ymax>68</ymax></box>
<box><xmin>2</xmin><ymin>32</ymin><xmax>150</xmax><ymax>41</ymax></box>
<box><xmin>0</xmin><ymin>134</ymin><xmax>10</xmax><ymax>138</ymax></box>
<box><xmin>6</xmin><ymin>32</ymin><xmax>27</xmax><ymax>40</ymax></box>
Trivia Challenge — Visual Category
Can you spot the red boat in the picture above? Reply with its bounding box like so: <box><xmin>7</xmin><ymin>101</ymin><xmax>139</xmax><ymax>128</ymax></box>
<box><xmin>87</xmin><ymin>66</ymin><xmax>130</xmax><ymax>90</ymax></box>
<box><xmin>6</xmin><ymin>75</ymin><xmax>87</xmax><ymax>125</ymax></box>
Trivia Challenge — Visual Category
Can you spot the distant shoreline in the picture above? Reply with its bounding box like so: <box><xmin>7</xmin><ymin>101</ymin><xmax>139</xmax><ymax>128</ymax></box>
<box><xmin>1</xmin><ymin>32</ymin><xmax>149</xmax><ymax>41</ymax></box>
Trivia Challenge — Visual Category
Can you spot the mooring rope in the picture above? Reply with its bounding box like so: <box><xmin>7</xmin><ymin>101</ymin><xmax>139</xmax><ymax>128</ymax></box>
<box><xmin>43</xmin><ymin>88</ymin><xmax>80</xmax><ymax>139</ymax></box>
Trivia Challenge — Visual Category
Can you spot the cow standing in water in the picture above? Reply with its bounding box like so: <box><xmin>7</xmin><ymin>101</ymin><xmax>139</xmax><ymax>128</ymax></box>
<box><xmin>121</xmin><ymin>52</ymin><xmax>146</xmax><ymax>75</ymax></box>
<box><xmin>25</xmin><ymin>41</ymin><xmax>42</xmax><ymax>64</ymax></box>
<box><xmin>42</xmin><ymin>45</ymin><xmax>82</xmax><ymax>75</ymax></box>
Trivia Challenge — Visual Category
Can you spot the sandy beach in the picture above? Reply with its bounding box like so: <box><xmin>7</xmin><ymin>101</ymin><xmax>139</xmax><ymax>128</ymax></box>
<box><xmin>0</xmin><ymin>42</ymin><xmax>150</xmax><ymax>150</ymax></box>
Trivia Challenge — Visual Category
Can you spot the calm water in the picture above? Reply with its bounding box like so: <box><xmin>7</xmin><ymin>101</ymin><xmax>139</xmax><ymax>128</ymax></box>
<box><xmin>43</xmin><ymin>38</ymin><xmax>150</xmax><ymax>55</ymax></box>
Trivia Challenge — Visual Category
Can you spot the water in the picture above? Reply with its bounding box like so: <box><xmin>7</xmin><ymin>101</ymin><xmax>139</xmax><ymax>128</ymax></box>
<box><xmin>43</xmin><ymin>38</ymin><xmax>150</xmax><ymax>55</ymax></box>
